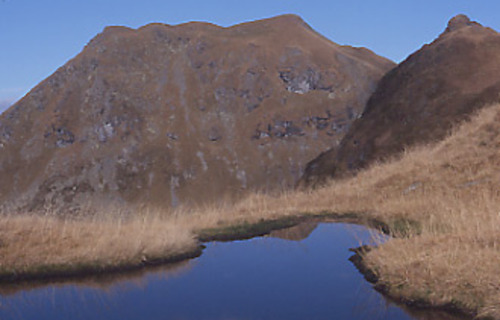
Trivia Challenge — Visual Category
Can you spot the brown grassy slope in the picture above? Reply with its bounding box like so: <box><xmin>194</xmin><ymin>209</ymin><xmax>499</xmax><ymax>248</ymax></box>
<box><xmin>299</xmin><ymin>14</ymin><xmax>500</xmax><ymax>187</ymax></box>
<box><xmin>317</xmin><ymin>103</ymin><xmax>500</xmax><ymax>318</ymax></box>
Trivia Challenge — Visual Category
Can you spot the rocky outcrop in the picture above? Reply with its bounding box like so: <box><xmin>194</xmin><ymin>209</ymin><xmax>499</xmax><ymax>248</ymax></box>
<box><xmin>299</xmin><ymin>15</ymin><xmax>500</xmax><ymax>187</ymax></box>
<box><xmin>0</xmin><ymin>15</ymin><xmax>393</xmax><ymax>214</ymax></box>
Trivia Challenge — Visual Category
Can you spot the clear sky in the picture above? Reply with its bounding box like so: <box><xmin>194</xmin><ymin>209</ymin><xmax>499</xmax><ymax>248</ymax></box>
<box><xmin>1</xmin><ymin>0</ymin><xmax>499</xmax><ymax>112</ymax></box>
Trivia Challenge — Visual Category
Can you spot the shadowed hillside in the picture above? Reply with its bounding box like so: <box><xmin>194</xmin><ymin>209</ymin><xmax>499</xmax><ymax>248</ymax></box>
<box><xmin>0</xmin><ymin>15</ymin><xmax>393</xmax><ymax>214</ymax></box>
<box><xmin>300</xmin><ymin>15</ymin><xmax>500</xmax><ymax>186</ymax></box>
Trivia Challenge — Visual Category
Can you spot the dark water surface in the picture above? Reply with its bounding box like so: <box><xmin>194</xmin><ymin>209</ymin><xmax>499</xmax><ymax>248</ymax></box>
<box><xmin>0</xmin><ymin>223</ymin><xmax>469</xmax><ymax>320</ymax></box>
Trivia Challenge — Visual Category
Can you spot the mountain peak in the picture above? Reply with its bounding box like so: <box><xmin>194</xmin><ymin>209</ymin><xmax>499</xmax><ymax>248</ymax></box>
<box><xmin>266</xmin><ymin>14</ymin><xmax>305</xmax><ymax>24</ymax></box>
<box><xmin>229</xmin><ymin>14</ymin><xmax>310</xmax><ymax>32</ymax></box>
<box><xmin>445</xmin><ymin>14</ymin><xmax>479</xmax><ymax>33</ymax></box>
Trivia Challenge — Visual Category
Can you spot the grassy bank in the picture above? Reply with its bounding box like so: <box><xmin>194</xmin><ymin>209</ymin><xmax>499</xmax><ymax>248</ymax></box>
<box><xmin>312</xmin><ymin>103</ymin><xmax>500</xmax><ymax>319</ymax></box>
<box><xmin>1</xmin><ymin>104</ymin><xmax>499</xmax><ymax>317</ymax></box>
<box><xmin>0</xmin><ymin>214</ymin><xmax>201</xmax><ymax>281</ymax></box>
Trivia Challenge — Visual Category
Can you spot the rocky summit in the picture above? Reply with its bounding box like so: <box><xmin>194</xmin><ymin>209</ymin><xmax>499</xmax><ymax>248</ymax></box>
<box><xmin>0</xmin><ymin>15</ymin><xmax>393</xmax><ymax>214</ymax></box>
<box><xmin>300</xmin><ymin>15</ymin><xmax>500</xmax><ymax>187</ymax></box>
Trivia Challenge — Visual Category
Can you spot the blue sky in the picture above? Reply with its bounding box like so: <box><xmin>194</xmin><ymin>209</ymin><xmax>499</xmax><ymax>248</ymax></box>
<box><xmin>1</xmin><ymin>0</ymin><xmax>499</xmax><ymax>112</ymax></box>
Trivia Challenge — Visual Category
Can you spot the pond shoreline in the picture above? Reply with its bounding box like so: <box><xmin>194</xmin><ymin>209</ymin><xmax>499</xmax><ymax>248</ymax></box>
<box><xmin>0</xmin><ymin>213</ymin><xmax>475</xmax><ymax>320</ymax></box>
<box><xmin>0</xmin><ymin>244</ymin><xmax>204</xmax><ymax>285</ymax></box>
<box><xmin>349</xmin><ymin>246</ymin><xmax>476</xmax><ymax>320</ymax></box>
<box><xmin>0</xmin><ymin>213</ymin><xmax>365</xmax><ymax>284</ymax></box>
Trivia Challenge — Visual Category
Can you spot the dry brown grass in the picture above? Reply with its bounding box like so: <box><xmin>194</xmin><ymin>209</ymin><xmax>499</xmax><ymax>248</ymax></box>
<box><xmin>1</xmin><ymin>103</ymin><xmax>499</xmax><ymax>317</ymax></box>
<box><xmin>0</xmin><ymin>213</ymin><xmax>198</xmax><ymax>278</ymax></box>
<box><xmin>317</xmin><ymin>103</ymin><xmax>500</xmax><ymax>318</ymax></box>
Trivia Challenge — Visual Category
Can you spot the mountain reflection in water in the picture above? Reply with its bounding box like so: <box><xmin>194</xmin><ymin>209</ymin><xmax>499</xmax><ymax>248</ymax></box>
<box><xmin>0</xmin><ymin>223</ymin><xmax>470</xmax><ymax>320</ymax></box>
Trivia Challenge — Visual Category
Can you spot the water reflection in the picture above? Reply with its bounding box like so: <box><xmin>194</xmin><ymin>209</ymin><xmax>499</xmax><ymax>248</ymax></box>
<box><xmin>0</xmin><ymin>260</ymin><xmax>192</xmax><ymax>296</ymax></box>
<box><xmin>0</xmin><ymin>223</ymin><xmax>470</xmax><ymax>320</ymax></box>
<box><xmin>268</xmin><ymin>221</ymin><xmax>318</xmax><ymax>241</ymax></box>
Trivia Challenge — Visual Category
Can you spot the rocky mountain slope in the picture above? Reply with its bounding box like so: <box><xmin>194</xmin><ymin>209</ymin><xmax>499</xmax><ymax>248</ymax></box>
<box><xmin>300</xmin><ymin>15</ymin><xmax>500</xmax><ymax>186</ymax></box>
<box><xmin>0</xmin><ymin>15</ymin><xmax>393</xmax><ymax>213</ymax></box>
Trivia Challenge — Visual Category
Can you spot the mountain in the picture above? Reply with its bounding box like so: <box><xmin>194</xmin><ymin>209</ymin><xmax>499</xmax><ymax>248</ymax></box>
<box><xmin>299</xmin><ymin>15</ymin><xmax>500</xmax><ymax>187</ymax></box>
<box><xmin>0</xmin><ymin>15</ymin><xmax>393</xmax><ymax>214</ymax></box>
